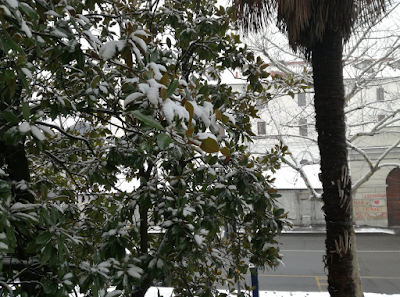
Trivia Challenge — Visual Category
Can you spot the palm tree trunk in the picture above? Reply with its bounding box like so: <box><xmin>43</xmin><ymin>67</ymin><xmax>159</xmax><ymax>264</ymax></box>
<box><xmin>312</xmin><ymin>30</ymin><xmax>363</xmax><ymax>297</ymax></box>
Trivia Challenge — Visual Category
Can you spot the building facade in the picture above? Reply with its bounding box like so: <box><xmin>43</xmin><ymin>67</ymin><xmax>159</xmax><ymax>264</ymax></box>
<box><xmin>225</xmin><ymin>62</ymin><xmax>400</xmax><ymax>227</ymax></box>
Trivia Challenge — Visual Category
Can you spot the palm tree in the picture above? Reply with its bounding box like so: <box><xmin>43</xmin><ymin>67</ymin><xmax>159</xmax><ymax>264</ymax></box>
<box><xmin>234</xmin><ymin>1</ymin><xmax>388</xmax><ymax>296</ymax></box>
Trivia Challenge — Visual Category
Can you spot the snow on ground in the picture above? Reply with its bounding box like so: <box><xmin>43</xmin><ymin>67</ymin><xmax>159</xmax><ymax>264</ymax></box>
<box><xmin>146</xmin><ymin>288</ymin><xmax>400</xmax><ymax>297</ymax></box>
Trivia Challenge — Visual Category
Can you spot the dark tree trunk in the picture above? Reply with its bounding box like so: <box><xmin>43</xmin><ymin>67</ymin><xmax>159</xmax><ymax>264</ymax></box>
<box><xmin>312</xmin><ymin>30</ymin><xmax>363</xmax><ymax>297</ymax></box>
<box><xmin>0</xmin><ymin>141</ymin><xmax>38</xmax><ymax>295</ymax></box>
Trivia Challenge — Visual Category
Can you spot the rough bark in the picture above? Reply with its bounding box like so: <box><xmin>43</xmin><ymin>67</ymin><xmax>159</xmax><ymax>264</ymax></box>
<box><xmin>312</xmin><ymin>30</ymin><xmax>363</xmax><ymax>297</ymax></box>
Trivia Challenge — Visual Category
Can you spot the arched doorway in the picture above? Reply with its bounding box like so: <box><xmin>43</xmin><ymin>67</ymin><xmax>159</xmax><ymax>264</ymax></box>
<box><xmin>386</xmin><ymin>168</ymin><xmax>400</xmax><ymax>226</ymax></box>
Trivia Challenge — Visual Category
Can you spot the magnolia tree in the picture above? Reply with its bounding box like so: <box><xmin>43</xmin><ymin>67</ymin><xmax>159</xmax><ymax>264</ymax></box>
<box><xmin>246</xmin><ymin>2</ymin><xmax>400</xmax><ymax>200</ymax></box>
<box><xmin>0</xmin><ymin>0</ymin><xmax>289</xmax><ymax>296</ymax></box>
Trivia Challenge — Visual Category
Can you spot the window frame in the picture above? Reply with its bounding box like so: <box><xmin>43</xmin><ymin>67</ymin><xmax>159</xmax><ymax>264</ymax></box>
<box><xmin>297</xmin><ymin>93</ymin><xmax>306</xmax><ymax>107</ymax></box>
<box><xmin>299</xmin><ymin>118</ymin><xmax>308</xmax><ymax>136</ymax></box>
<box><xmin>257</xmin><ymin>121</ymin><xmax>266</xmax><ymax>135</ymax></box>
<box><xmin>377</xmin><ymin>87</ymin><xmax>384</xmax><ymax>102</ymax></box>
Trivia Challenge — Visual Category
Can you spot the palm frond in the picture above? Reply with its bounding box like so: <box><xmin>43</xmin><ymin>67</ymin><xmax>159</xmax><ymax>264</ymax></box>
<box><xmin>234</xmin><ymin>0</ymin><xmax>390</xmax><ymax>53</ymax></box>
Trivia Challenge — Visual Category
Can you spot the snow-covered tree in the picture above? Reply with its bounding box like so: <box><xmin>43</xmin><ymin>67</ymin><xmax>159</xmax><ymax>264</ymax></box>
<box><xmin>0</xmin><ymin>0</ymin><xmax>289</xmax><ymax>296</ymax></box>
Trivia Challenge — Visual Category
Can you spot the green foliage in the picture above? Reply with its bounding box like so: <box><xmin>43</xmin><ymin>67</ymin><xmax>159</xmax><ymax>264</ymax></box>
<box><xmin>0</xmin><ymin>0</ymin><xmax>290</xmax><ymax>296</ymax></box>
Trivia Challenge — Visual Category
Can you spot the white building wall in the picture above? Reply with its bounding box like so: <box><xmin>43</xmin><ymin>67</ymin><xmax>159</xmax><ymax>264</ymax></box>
<box><xmin>240</xmin><ymin>63</ymin><xmax>400</xmax><ymax>227</ymax></box>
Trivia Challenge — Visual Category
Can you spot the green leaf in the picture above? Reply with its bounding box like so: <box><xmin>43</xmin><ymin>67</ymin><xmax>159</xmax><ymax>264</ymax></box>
<box><xmin>57</xmin><ymin>237</ymin><xmax>65</xmax><ymax>261</ymax></box>
<box><xmin>200</xmin><ymin>137</ymin><xmax>219</xmax><ymax>153</ymax></box>
<box><xmin>131</xmin><ymin>110</ymin><xmax>164</xmax><ymax>130</ymax></box>
<box><xmin>166</xmin><ymin>80</ymin><xmax>179</xmax><ymax>98</ymax></box>
<box><xmin>50</xmin><ymin>104</ymin><xmax>59</xmax><ymax>120</ymax></box>
<box><xmin>22</xmin><ymin>102</ymin><xmax>30</xmax><ymax>120</ymax></box>
<box><xmin>76</xmin><ymin>46</ymin><xmax>85</xmax><ymax>69</ymax></box>
<box><xmin>156</xmin><ymin>133</ymin><xmax>171</xmax><ymax>150</ymax></box>
<box><xmin>4</xmin><ymin>31</ymin><xmax>24</xmax><ymax>55</ymax></box>
<box><xmin>91</xmin><ymin>75</ymin><xmax>101</xmax><ymax>89</ymax></box>
<box><xmin>35</xmin><ymin>232</ymin><xmax>52</xmax><ymax>246</ymax></box>
<box><xmin>1</xmin><ymin>110</ymin><xmax>19</xmax><ymax>124</ymax></box>
<box><xmin>0</xmin><ymin>180</ymin><xmax>12</xmax><ymax>200</ymax></box>
<box><xmin>19</xmin><ymin>3</ymin><xmax>38</xmax><ymax>20</ymax></box>
<box><xmin>2</xmin><ymin>127</ymin><xmax>21</xmax><ymax>145</ymax></box>
<box><xmin>14</xmin><ymin>221</ymin><xmax>29</xmax><ymax>236</ymax></box>
<box><xmin>274</xmin><ymin>208</ymin><xmax>285</xmax><ymax>217</ymax></box>
<box><xmin>40</xmin><ymin>243</ymin><xmax>53</xmax><ymax>265</ymax></box>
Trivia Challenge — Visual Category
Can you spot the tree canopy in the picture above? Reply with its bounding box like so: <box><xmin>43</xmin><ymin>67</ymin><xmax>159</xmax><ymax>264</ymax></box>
<box><xmin>0</xmin><ymin>0</ymin><xmax>288</xmax><ymax>296</ymax></box>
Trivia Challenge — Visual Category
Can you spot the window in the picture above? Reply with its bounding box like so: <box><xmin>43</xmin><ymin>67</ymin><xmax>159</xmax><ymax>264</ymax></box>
<box><xmin>257</xmin><ymin>122</ymin><xmax>266</xmax><ymax>135</ymax></box>
<box><xmin>299</xmin><ymin>118</ymin><xmax>308</xmax><ymax>136</ymax></box>
<box><xmin>377</xmin><ymin>114</ymin><xmax>385</xmax><ymax>122</ymax></box>
<box><xmin>377</xmin><ymin>87</ymin><xmax>384</xmax><ymax>101</ymax></box>
<box><xmin>297</xmin><ymin>93</ymin><xmax>306</xmax><ymax>106</ymax></box>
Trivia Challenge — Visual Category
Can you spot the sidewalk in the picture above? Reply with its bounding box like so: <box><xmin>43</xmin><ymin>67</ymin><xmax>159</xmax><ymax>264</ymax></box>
<box><xmin>282</xmin><ymin>225</ymin><xmax>399</xmax><ymax>235</ymax></box>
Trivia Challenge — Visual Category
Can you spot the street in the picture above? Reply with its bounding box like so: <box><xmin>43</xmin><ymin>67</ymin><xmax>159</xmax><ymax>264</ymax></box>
<box><xmin>239</xmin><ymin>233</ymin><xmax>400</xmax><ymax>294</ymax></box>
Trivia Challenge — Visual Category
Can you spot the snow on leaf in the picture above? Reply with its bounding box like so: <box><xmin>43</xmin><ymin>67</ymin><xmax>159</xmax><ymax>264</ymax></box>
<box><xmin>52</xmin><ymin>29</ymin><xmax>68</xmax><ymax>38</ymax></box>
<box><xmin>162</xmin><ymin>220</ymin><xmax>173</xmax><ymax>227</ymax></box>
<box><xmin>183</xmin><ymin>206</ymin><xmax>195</xmax><ymax>216</ymax></box>
<box><xmin>148</xmin><ymin>62</ymin><xmax>166</xmax><ymax>80</ymax></box>
<box><xmin>138</xmin><ymin>79</ymin><xmax>165</xmax><ymax>105</ymax></box>
<box><xmin>0</xmin><ymin>5</ymin><xmax>11</xmax><ymax>16</ymax></box>
<box><xmin>130</xmin><ymin>35</ymin><xmax>147</xmax><ymax>52</ymax></box>
<box><xmin>223</xmin><ymin>112</ymin><xmax>236</xmax><ymax>124</ymax></box>
<box><xmin>77</xmin><ymin>14</ymin><xmax>90</xmax><ymax>24</ymax></box>
<box><xmin>63</xmin><ymin>272</ymin><xmax>73</xmax><ymax>280</ymax></box>
<box><xmin>125</xmin><ymin>92</ymin><xmax>143</xmax><ymax>107</ymax></box>
<box><xmin>0</xmin><ymin>242</ymin><xmax>9</xmax><ymax>250</ymax></box>
<box><xmin>13</xmin><ymin>212</ymin><xmax>39</xmax><ymax>222</ymax></box>
<box><xmin>20</xmin><ymin>20</ymin><xmax>32</xmax><ymax>38</ymax></box>
<box><xmin>127</xmin><ymin>265</ymin><xmax>143</xmax><ymax>278</ymax></box>
<box><xmin>197</xmin><ymin>132</ymin><xmax>217</xmax><ymax>141</ymax></box>
<box><xmin>83</xmin><ymin>30</ymin><xmax>102</xmax><ymax>46</ymax></box>
<box><xmin>36</xmin><ymin>124</ymin><xmax>55</xmax><ymax>136</ymax></box>
<box><xmin>30</xmin><ymin>125</ymin><xmax>46</xmax><ymax>141</ymax></box>
<box><xmin>21</xmin><ymin>67</ymin><xmax>32</xmax><ymax>79</ymax></box>
<box><xmin>63</xmin><ymin>280</ymin><xmax>73</xmax><ymax>286</ymax></box>
<box><xmin>99</xmin><ymin>40</ymin><xmax>126</xmax><ymax>60</ymax></box>
<box><xmin>123</xmin><ymin>78</ymin><xmax>139</xmax><ymax>84</ymax></box>
<box><xmin>45</xmin><ymin>10</ymin><xmax>61</xmax><ymax>17</ymax></box>
<box><xmin>163</xmin><ymin>99</ymin><xmax>189</xmax><ymax>123</ymax></box>
<box><xmin>194</xmin><ymin>234</ymin><xmax>204</xmax><ymax>246</ymax></box>
<box><xmin>132</xmin><ymin>29</ymin><xmax>149</xmax><ymax>38</ymax></box>
<box><xmin>200</xmin><ymin>229</ymin><xmax>209</xmax><ymax>236</ymax></box>
<box><xmin>148</xmin><ymin>258</ymin><xmax>157</xmax><ymax>269</ymax></box>
<box><xmin>36</xmin><ymin>35</ymin><xmax>45</xmax><ymax>43</ymax></box>
<box><xmin>5</xmin><ymin>0</ymin><xmax>18</xmax><ymax>9</ymax></box>
<box><xmin>105</xmin><ymin>290</ymin><xmax>123</xmax><ymax>297</ymax></box>
<box><xmin>99</xmin><ymin>85</ymin><xmax>108</xmax><ymax>93</ymax></box>
<box><xmin>191</xmin><ymin>101</ymin><xmax>211</xmax><ymax>127</ymax></box>
<box><xmin>10</xmin><ymin>202</ymin><xmax>38</xmax><ymax>211</ymax></box>
<box><xmin>19</xmin><ymin>122</ymin><xmax>31</xmax><ymax>133</ymax></box>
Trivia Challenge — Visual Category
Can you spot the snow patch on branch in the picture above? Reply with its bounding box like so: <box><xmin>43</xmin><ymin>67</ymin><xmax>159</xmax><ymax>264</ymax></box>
<box><xmin>99</xmin><ymin>40</ymin><xmax>126</xmax><ymax>60</ymax></box>
<box><xmin>163</xmin><ymin>99</ymin><xmax>189</xmax><ymax>122</ymax></box>
<box><xmin>138</xmin><ymin>79</ymin><xmax>165</xmax><ymax>105</ymax></box>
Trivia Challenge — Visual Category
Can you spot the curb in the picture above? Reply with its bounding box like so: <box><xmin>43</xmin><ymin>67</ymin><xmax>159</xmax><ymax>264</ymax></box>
<box><xmin>282</xmin><ymin>226</ymin><xmax>399</xmax><ymax>235</ymax></box>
